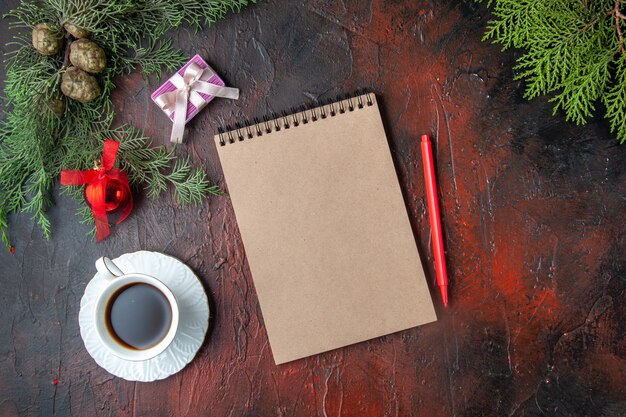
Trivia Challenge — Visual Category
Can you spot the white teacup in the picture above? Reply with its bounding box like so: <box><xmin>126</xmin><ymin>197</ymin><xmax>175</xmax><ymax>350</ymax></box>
<box><xmin>94</xmin><ymin>257</ymin><xmax>179</xmax><ymax>361</ymax></box>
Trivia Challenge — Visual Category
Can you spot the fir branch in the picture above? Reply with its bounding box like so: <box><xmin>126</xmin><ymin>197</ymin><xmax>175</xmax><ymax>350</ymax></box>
<box><xmin>61</xmin><ymin>185</ymin><xmax>96</xmax><ymax>237</ymax></box>
<box><xmin>0</xmin><ymin>206</ymin><xmax>10</xmax><ymax>249</ymax></box>
<box><xmin>0</xmin><ymin>0</ymin><xmax>254</xmax><ymax>249</ymax></box>
<box><xmin>479</xmin><ymin>0</ymin><xmax>626</xmax><ymax>143</ymax></box>
<box><xmin>76</xmin><ymin>204</ymin><xmax>97</xmax><ymax>238</ymax></box>
<box><xmin>603</xmin><ymin>57</ymin><xmax>626</xmax><ymax>141</ymax></box>
<box><xmin>109</xmin><ymin>125</ymin><xmax>220</xmax><ymax>206</ymax></box>
<box><xmin>166</xmin><ymin>158</ymin><xmax>222</xmax><ymax>206</ymax></box>
<box><xmin>118</xmin><ymin>38</ymin><xmax>186</xmax><ymax>76</ymax></box>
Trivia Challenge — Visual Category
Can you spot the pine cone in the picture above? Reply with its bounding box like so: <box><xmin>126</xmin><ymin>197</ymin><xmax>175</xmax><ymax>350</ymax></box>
<box><xmin>64</xmin><ymin>22</ymin><xmax>91</xmax><ymax>39</ymax></box>
<box><xmin>61</xmin><ymin>67</ymin><xmax>100</xmax><ymax>103</ymax></box>
<box><xmin>32</xmin><ymin>23</ymin><xmax>63</xmax><ymax>56</ymax></box>
<box><xmin>69</xmin><ymin>39</ymin><xmax>106</xmax><ymax>74</ymax></box>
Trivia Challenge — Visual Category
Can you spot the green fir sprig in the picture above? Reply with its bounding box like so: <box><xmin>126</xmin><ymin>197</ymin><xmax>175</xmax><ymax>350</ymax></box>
<box><xmin>478</xmin><ymin>0</ymin><xmax>626</xmax><ymax>143</ymax></box>
<box><xmin>0</xmin><ymin>0</ymin><xmax>254</xmax><ymax>249</ymax></box>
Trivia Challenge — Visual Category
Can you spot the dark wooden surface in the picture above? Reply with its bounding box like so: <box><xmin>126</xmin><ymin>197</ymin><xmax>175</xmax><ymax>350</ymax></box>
<box><xmin>1</xmin><ymin>1</ymin><xmax>625</xmax><ymax>416</ymax></box>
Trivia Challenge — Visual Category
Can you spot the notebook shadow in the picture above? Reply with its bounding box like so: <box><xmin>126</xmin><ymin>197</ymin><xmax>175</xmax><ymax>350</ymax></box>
<box><xmin>375</xmin><ymin>93</ymin><xmax>446</xmax><ymax>319</ymax></box>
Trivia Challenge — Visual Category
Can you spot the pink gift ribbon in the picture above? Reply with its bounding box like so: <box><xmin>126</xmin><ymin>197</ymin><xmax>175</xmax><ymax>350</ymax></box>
<box><xmin>154</xmin><ymin>62</ymin><xmax>239</xmax><ymax>143</ymax></box>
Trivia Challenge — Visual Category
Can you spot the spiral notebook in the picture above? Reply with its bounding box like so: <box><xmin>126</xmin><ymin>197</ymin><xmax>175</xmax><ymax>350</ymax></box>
<box><xmin>215</xmin><ymin>93</ymin><xmax>437</xmax><ymax>364</ymax></box>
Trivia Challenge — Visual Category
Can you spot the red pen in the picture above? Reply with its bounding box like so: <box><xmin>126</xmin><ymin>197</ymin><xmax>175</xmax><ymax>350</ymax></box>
<box><xmin>420</xmin><ymin>134</ymin><xmax>449</xmax><ymax>307</ymax></box>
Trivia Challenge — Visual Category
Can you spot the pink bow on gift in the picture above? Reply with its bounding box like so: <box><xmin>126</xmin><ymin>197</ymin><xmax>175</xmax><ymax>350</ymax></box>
<box><xmin>154</xmin><ymin>62</ymin><xmax>239</xmax><ymax>143</ymax></box>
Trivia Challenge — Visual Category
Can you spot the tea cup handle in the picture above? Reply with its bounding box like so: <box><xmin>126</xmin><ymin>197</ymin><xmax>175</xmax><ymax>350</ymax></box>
<box><xmin>95</xmin><ymin>257</ymin><xmax>125</xmax><ymax>280</ymax></box>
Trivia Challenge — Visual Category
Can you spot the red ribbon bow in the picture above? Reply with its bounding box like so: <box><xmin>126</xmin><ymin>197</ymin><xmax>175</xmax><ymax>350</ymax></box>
<box><xmin>60</xmin><ymin>140</ymin><xmax>132</xmax><ymax>242</ymax></box>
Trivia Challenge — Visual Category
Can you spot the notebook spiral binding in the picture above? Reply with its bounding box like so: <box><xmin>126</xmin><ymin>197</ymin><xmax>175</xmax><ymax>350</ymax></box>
<box><xmin>217</xmin><ymin>91</ymin><xmax>374</xmax><ymax>146</ymax></box>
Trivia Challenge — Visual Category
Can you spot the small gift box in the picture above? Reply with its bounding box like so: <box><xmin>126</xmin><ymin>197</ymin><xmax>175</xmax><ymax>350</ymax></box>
<box><xmin>151</xmin><ymin>54</ymin><xmax>239</xmax><ymax>143</ymax></box>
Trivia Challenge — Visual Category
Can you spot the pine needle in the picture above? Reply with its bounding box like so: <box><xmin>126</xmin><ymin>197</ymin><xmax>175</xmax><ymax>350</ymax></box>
<box><xmin>0</xmin><ymin>0</ymin><xmax>255</xmax><ymax>250</ymax></box>
<box><xmin>479</xmin><ymin>0</ymin><xmax>626</xmax><ymax>143</ymax></box>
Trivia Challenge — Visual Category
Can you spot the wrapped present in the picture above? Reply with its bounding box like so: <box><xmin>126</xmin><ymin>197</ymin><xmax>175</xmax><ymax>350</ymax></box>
<box><xmin>151</xmin><ymin>55</ymin><xmax>239</xmax><ymax>143</ymax></box>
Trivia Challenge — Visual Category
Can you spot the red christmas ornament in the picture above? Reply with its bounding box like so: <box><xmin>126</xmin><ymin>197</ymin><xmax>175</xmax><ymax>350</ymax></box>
<box><xmin>84</xmin><ymin>174</ymin><xmax>131</xmax><ymax>213</ymax></box>
<box><xmin>60</xmin><ymin>140</ymin><xmax>133</xmax><ymax>242</ymax></box>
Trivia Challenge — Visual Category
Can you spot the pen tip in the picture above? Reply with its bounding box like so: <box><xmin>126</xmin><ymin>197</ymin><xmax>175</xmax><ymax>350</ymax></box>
<box><xmin>441</xmin><ymin>286</ymin><xmax>449</xmax><ymax>307</ymax></box>
<box><xmin>421</xmin><ymin>134</ymin><xmax>430</xmax><ymax>142</ymax></box>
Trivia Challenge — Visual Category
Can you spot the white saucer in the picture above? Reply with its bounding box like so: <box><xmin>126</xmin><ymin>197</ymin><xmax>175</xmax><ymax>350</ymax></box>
<box><xmin>79</xmin><ymin>251</ymin><xmax>210</xmax><ymax>382</ymax></box>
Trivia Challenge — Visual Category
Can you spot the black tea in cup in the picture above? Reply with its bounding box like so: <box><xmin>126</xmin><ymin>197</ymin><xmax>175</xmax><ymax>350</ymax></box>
<box><xmin>105</xmin><ymin>283</ymin><xmax>173</xmax><ymax>350</ymax></box>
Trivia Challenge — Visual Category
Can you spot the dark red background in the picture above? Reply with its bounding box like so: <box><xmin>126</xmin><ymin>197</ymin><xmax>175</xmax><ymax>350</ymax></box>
<box><xmin>1</xmin><ymin>1</ymin><xmax>625</xmax><ymax>416</ymax></box>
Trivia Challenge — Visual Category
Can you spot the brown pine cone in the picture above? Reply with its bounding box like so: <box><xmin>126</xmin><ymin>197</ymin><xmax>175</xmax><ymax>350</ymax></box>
<box><xmin>61</xmin><ymin>67</ymin><xmax>101</xmax><ymax>103</ymax></box>
<box><xmin>32</xmin><ymin>23</ymin><xmax>63</xmax><ymax>56</ymax></box>
<box><xmin>69</xmin><ymin>39</ymin><xmax>106</xmax><ymax>74</ymax></box>
<box><xmin>64</xmin><ymin>22</ymin><xmax>91</xmax><ymax>39</ymax></box>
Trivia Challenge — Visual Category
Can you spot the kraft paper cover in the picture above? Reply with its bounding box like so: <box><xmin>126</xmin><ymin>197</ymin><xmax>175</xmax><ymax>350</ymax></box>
<box><xmin>214</xmin><ymin>94</ymin><xmax>437</xmax><ymax>364</ymax></box>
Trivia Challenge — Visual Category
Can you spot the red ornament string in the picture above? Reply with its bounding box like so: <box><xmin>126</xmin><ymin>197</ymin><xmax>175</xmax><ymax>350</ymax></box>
<box><xmin>60</xmin><ymin>140</ymin><xmax>133</xmax><ymax>242</ymax></box>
